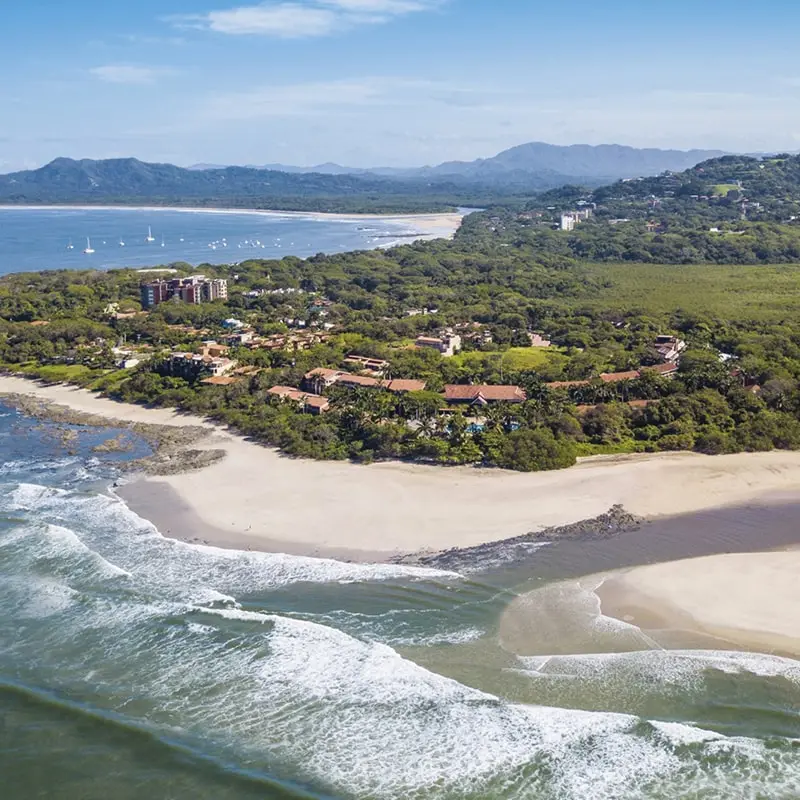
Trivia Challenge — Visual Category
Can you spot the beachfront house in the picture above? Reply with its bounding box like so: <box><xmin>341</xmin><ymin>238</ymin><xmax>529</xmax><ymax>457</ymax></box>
<box><xmin>268</xmin><ymin>386</ymin><xmax>330</xmax><ymax>415</ymax></box>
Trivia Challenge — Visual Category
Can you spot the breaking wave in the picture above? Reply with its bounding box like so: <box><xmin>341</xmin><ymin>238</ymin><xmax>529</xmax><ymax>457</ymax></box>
<box><xmin>2</xmin><ymin>442</ymin><xmax>800</xmax><ymax>798</ymax></box>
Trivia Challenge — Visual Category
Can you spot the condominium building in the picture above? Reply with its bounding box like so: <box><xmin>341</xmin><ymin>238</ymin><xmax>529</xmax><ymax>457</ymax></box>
<box><xmin>140</xmin><ymin>276</ymin><xmax>228</xmax><ymax>309</ymax></box>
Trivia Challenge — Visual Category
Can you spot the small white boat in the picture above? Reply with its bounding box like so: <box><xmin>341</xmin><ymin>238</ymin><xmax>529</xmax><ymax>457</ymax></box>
<box><xmin>66</xmin><ymin>239</ymin><xmax>74</xmax><ymax>250</ymax></box>
<box><xmin>161</xmin><ymin>235</ymin><xmax>165</xmax><ymax>248</ymax></box>
<box><xmin>119</xmin><ymin>238</ymin><xmax>125</xmax><ymax>247</ymax></box>
<box><xmin>146</xmin><ymin>226</ymin><xmax>155</xmax><ymax>243</ymax></box>
<box><xmin>83</xmin><ymin>237</ymin><xmax>95</xmax><ymax>254</ymax></box>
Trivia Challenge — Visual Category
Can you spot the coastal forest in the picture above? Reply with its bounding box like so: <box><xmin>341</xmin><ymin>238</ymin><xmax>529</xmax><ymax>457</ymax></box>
<box><xmin>4</xmin><ymin>153</ymin><xmax>800</xmax><ymax>471</ymax></box>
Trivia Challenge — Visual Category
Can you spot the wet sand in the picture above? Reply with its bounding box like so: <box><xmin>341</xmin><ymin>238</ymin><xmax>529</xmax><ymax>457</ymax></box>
<box><xmin>114</xmin><ymin>480</ymin><xmax>387</xmax><ymax>563</ymax></box>
<box><xmin>596</xmin><ymin>551</ymin><xmax>800</xmax><ymax>658</ymax></box>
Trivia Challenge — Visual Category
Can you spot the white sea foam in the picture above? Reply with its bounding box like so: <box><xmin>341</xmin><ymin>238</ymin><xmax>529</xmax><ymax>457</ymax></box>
<box><xmin>6</xmin><ymin>482</ymin><xmax>462</xmax><ymax>597</ymax></box>
<box><xmin>5</xmin><ymin>576</ymin><xmax>78</xmax><ymax>619</ymax></box>
<box><xmin>5</xmin><ymin>477</ymin><xmax>800</xmax><ymax>798</ymax></box>
<box><xmin>514</xmin><ymin>649</ymin><xmax>800</xmax><ymax>689</ymax></box>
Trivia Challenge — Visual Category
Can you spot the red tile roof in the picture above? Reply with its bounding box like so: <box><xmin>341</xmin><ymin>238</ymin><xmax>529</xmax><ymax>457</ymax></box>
<box><xmin>643</xmin><ymin>362</ymin><xmax>679</xmax><ymax>376</ymax></box>
<box><xmin>337</xmin><ymin>374</ymin><xmax>382</xmax><ymax>388</ymax></box>
<box><xmin>200</xmin><ymin>376</ymin><xmax>239</xmax><ymax>386</ymax></box>
<box><xmin>304</xmin><ymin>367</ymin><xmax>344</xmax><ymax>380</ymax></box>
<box><xmin>444</xmin><ymin>385</ymin><xmax>527</xmax><ymax>402</ymax></box>
<box><xmin>268</xmin><ymin>386</ymin><xmax>330</xmax><ymax>411</ymax></box>
<box><xmin>600</xmin><ymin>370</ymin><xmax>640</xmax><ymax>383</ymax></box>
<box><xmin>386</xmin><ymin>379</ymin><xmax>427</xmax><ymax>393</ymax></box>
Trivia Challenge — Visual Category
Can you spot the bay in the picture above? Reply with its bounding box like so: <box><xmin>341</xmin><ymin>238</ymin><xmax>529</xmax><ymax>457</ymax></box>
<box><xmin>0</xmin><ymin>206</ymin><xmax>431</xmax><ymax>275</ymax></box>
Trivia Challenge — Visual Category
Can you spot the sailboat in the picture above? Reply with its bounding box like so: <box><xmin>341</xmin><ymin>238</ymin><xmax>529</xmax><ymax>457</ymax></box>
<box><xmin>119</xmin><ymin>238</ymin><xmax>125</xmax><ymax>247</ymax></box>
<box><xmin>160</xmin><ymin>235</ymin><xmax>165</xmax><ymax>248</ymax></box>
<box><xmin>145</xmin><ymin>226</ymin><xmax>155</xmax><ymax>243</ymax></box>
<box><xmin>83</xmin><ymin>237</ymin><xmax>95</xmax><ymax>254</ymax></box>
<box><xmin>66</xmin><ymin>239</ymin><xmax>74</xmax><ymax>250</ymax></box>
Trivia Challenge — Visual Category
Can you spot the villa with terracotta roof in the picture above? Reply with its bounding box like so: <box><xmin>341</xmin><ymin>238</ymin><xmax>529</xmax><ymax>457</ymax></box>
<box><xmin>385</xmin><ymin>379</ymin><xmax>427</xmax><ymax>393</ymax></box>
<box><xmin>443</xmin><ymin>385</ymin><xmax>527</xmax><ymax>405</ymax></box>
<box><xmin>547</xmin><ymin>362</ymin><xmax>679</xmax><ymax>391</ymax></box>
<box><xmin>343</xmin><ymin>355</ymin><xmax>390</xmax><ymax>374</ymax></box>
<box><xmin>304</xmin><ymin>367</ymin><xmax>427</xmax><ymax>395</ymax></box>
<box><xmin>304</xmin><ymin>367</ymin><xmax>347</xmax><ymax>394</ymax></box>
<box><xmin>268</xmin><ymin>386</ymin><xmax>330</xmax><ymax>415</ymax></box>
<box><xmin>600</xmin><ymin>370</ymin><xmax>641</xmax><ymax>383</ymax></box>
<box><xmin>336</xmin><ymin>374</ymin><xmax>382</xmax><ymax>389</ymax></box>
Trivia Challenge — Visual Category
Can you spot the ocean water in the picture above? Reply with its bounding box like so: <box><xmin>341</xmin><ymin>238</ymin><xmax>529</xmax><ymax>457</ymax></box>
<box><xmin>0</xmin><ymin>207</ymin><xmax>428</xmax><ymax>275</ymax></box>
<box><xmin>2</xmin><ymin>403</ymin><xmax>800</xmax><ymax>799</ymax></box>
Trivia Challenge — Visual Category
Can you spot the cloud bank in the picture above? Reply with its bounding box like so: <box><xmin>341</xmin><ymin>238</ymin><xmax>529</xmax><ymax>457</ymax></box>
<box><xmin>171</xmin><ymin>0</ymin><xmax>441</xmax><ymax>38</ymax></box>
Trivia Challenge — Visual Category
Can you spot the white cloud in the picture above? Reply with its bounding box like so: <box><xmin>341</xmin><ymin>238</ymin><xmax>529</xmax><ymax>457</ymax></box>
<box><xmin>171</xmin><ymin>0</ymin><xmax>441</xmax><ymax>38</ymax></box>
<box><xmin>203</xmin><ymin>77</ymin><xmax>411</xmax><ymax>120</ymax></box>
<box><xmin>89</xmin><ymin>65</ymin><xmax>168</xmax><ymax>85</ymax></box>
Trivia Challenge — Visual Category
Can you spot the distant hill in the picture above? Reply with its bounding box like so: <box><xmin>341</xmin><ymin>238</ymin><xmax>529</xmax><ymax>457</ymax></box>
<box><xmin>0</xmin><ymin>145</ymin><xmax>734</xmax><ymax>211</ymax></box>
<box><xmin>0</xmin><ymin>156</ymin><xmax>597</xmax><ymax>210</ymax></box>
<box><xmin>0</xmin><ymin>157</ymin><xmax>481</xmax><ymax>212</ymax></box>
<box><xmin>418</xmin><ymin>142</ymin><xmax>727</xmax><ymax>183</ymax></box>
<box><xmin>189</xmin><ymin>143</ymin><xmax>728</xmax><ymax>185</ymax></box>
<box><xmin>533</xmin><ymin>153</ymin><xmax>800</xmax><ymax>221</ymax></box>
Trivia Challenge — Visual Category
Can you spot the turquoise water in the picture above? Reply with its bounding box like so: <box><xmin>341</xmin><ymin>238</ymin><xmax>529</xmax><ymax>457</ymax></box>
<box><xmin>2</xmin><ymin>403</ymin><xmax>800</xmax><ymax>799</ymax></box>
<box><xmin>0</xmin><ymin>207</ymin><xmax>423</xmax><ymax>275</ymax></box>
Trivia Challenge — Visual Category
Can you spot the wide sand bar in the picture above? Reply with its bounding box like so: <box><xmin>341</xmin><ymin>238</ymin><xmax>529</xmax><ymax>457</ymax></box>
<box><xmin>597</xmin><ymin>551</ymin><xmax>800</xmax><ymax>658</ymax></box>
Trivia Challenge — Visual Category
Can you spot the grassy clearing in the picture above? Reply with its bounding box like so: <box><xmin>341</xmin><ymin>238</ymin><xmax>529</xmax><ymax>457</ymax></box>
<box><xmin>452</xmin><ymin>347</ymin><xmax>567</xmax><ymax>371</ymax></box>
<box><xmin>576</xmin><ymin>262</ymin><xmax>800</xmax><ymax>321</ymax></box>
<box><xmin>87</xmin><ymin>369</ymin><xmax>131</xmax><ymax>393</ymax></box>
<box><xmin>712</xmin><ymin>183</ymin><xmax>740</xmax><ymax>196</ymax></box>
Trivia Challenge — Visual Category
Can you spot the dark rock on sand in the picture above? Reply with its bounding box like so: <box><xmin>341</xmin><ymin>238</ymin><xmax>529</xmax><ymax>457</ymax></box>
<box><xmin>394</xmin><ymin>505</ymin><xmax>643</xmax><ymax>572</ymax></box>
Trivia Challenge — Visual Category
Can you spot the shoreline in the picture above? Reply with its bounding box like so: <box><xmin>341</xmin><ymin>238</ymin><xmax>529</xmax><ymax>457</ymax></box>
<box><xmin>0</xmin><ymin>204</ymin><xmax>467</xmax><ymax>239</ymax></box>
<box><xmin>596</xmin><ymin>552</ymin><xmax>800</xmax><ymax>658</ymax></box>
<box><xmin>5</xmin><ymin>375</ymin><xmax>800</xmax><ymax>561</ymax></box>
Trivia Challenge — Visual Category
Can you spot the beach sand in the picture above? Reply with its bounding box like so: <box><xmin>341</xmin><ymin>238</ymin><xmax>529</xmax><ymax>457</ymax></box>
<box><xmin>596</xmin><ymin>551</ymin><xmax>800</xmax><ymax>658</ymax></box>
<box><xmin>4</xmin><ymin>376</ymin><xmax>800</xmax><ymax>560</ymax></box>
<box><xmin>0</xmin><ymin>205</ymin><xmax>467</xmax><ymax>244</ymax></box>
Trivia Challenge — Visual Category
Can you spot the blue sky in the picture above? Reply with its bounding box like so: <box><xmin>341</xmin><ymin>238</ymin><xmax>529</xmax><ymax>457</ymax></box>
<box><xmin>3</xmin><ymin>0</ymin><xmax>800</xmax><ymax>171</ymax></box>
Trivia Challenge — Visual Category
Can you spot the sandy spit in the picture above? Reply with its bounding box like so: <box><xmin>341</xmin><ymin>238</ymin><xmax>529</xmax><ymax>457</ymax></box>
<box><xmin>4</xmin><ymin>375</ymin><xmax>800</xmax><ymax>557</ymax></box>
<box><xmin>0</xmin><ymin>205</ymin><xmax>467</xmax><ymax>241</ymax></box>
<box><xmin>597</xmin><ymin>551</ymin><xmax>800</xmax><ymax>658</ymax></box>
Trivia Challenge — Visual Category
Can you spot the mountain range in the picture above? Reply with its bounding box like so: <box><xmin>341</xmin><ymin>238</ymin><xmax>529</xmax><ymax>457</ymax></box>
<box><xmin>0</xmin><ymin>143</ymin><xmax>729</xmax><ymax>209</ymax></box>
<box><xmin>189</xmin><ymin>142</ymin><xmax>727</xmax><ymax>184</ymax></box>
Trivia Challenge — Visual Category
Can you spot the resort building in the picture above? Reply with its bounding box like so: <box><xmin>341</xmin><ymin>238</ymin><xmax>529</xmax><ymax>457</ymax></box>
<box><xmin>343</xmin><ymin>355</ymin><xmax>390</xmax><ymax>374</ymax></box>
<box><xmin>303</xmin><ymin>368</ymin><xmax>427</xmax><ymax>395</ymax></box>
<box><xmin>336</xmin><ymin>374</ymin><xmax>383</xmax><ymax>390</ymax></box>
<box><xmin>385</xmin><ymin>379</ymin><xmax>427</xmax><ymax>393</ymax></box>
<box><xmin>267</xmin><ymin>386</ymin><xmax>330</xmax><ymax>415</ymax></box>
<box><xmin>415</xmin><ymin>329</ymin><xmax>462</xmax><ymax>357</ymax></box>
<box><xmin>443</xmin><ymin>385</ymin><xmax>527</xmax><ymax>405</ymax></box>
<box><xmin>304</xmin><ymin>368</ymin><xmax>347</xmax><ymax>394</ymax></box>
<box><xmin>140</xmin><ymin>276</ymin><xmax>229</xmax><ymax>309</ymax></box>
<box><xmin>168</xmin><ymin>352</ymin><xmax>237</xmax><ymax>379</ymax></box>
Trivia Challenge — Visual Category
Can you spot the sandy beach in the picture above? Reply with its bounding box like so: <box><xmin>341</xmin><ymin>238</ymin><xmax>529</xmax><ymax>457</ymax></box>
<box><xmin>596</xmin><ymin>552</ymin><xmax>800</xmax><ymax>658</ymax></box>
<box><xmin>4</xmin><ymin>375</ymin><xmax>800</xmax><ymax>559</ymax></box>
<box><xmin>0</xmin><ymin>205</ymin><xmax>467</xmax><ymax>243</ymax></box>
